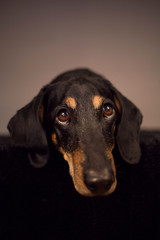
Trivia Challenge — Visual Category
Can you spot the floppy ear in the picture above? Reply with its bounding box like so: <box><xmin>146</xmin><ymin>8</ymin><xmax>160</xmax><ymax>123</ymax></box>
<box><xmin>114</xmin><ymin>89</ymin><xmax>143</xmax><ymax>164</ymax></box>
<box><xmin>7</xmin><ymin>86</ymin><xmax>49</xmax><ymax>168</ymax></box>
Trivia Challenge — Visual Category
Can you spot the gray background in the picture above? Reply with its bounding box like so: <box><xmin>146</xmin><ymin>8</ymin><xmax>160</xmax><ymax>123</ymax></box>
<box><xmin>1</xmin><ymin>0</ymin><xmax>160</xmax><ymax>134</ymax></box>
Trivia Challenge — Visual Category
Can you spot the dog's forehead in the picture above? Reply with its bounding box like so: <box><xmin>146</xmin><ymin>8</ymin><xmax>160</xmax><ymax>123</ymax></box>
<box><xmin>66</xmin><ymin>82</ymin><xmax>95</xmax><ymax>98</ymax></box>
<box><xmin>64</xmin><ymin>79</ymin><xmax>113</xmax><ymax>100</ymax></box>
<box><xmin>47</xmin><ymin>77</ymin><xmax>114</xmax><ymax>109</ymax></box>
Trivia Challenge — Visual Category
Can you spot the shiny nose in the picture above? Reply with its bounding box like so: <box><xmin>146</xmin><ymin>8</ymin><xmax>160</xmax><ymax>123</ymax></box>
<box><xmin>84</xmin><ymin>169</ymin><xmax>114</xmax><ymax>194</ymax></box>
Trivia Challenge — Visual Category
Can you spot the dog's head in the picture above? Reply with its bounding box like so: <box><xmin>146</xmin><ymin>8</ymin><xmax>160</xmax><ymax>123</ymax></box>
<box><xmin>8</xmin><ymin>69</ymin><xmax>142</xmax><ymax>197</ymax></box>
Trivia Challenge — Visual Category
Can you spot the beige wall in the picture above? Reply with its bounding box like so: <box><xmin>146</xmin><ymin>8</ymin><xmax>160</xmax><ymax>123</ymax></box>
<box><xmin>1</xmin><ymin>0</ymin><xmax>160</xmax><ymax>134</ymax></box>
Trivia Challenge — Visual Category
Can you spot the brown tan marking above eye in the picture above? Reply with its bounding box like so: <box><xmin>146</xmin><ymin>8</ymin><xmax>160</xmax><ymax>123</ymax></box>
<box><xmin>65</xmin><ymin>97</ymin><xmax>77</xmax><ymax>109</ymax></box>
<box><xmin>92</xmin><ymin>96</ymin><xmax>103</xmax><ymax>109</ymax></box>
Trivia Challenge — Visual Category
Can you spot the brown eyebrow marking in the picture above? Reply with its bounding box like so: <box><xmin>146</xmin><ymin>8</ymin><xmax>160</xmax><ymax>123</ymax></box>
<box><xmin>92</xmin><ymin>96</ymin><xmax>103</xmax><ymax>109</ymax></box>
<box><xmin>65</xmin><ymin>97</ymin><xmax>77</xmax><ymax>109</ymax></box>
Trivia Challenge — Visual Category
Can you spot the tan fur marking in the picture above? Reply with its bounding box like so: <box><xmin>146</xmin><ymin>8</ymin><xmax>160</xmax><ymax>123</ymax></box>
<box><xmin>59</xmin><ymin>147</ymin><xmax>91</xmax><ymax>196</ymax></box>
<box><xmin>51</xmin><ymin>133</ymin><xmax>58</xmax><ymax>145</ymax></box>
<box><xmin>105</xmin><ymin>148</ymin><xmax>117</xmax><ymax>195</ymax></box>
<box><xmin>92</xmin><ymin>95</ymin><xmax>103</xmax><ymax>109</ymax></box>
<box><xmin>65</xmin><ymin>97</ymin><xmax>77</xmax><ymax>109</ymax></box>
<box><xmin>114</xmin><ymin>96</ymin><xmax>121</xmax><ymax>111</ymax></box>
<box><xmin>106</xmin><ymin>150</ymin><xmax>116</xmax><ymax>178</ymax></box>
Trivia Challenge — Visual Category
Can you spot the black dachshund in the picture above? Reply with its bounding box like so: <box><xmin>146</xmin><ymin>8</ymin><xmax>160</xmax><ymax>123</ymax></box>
<box><xmin>8</xmin><ymin>68</ymin><xmax>142</xmax><ymax>197</ymax></box>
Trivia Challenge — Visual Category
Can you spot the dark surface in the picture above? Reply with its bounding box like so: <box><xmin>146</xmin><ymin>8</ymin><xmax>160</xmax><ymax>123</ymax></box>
<box><xmin>0</xmin><ymin>130</ymin><xmax>160</xmax><ymax>240</ymax></box>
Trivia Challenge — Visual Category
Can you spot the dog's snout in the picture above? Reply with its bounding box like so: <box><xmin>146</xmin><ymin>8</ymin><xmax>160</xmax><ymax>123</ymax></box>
<box><xmin>84</xmin><ymin>169</ymin><xmax>115</xmax><ymax>194</ymax></box>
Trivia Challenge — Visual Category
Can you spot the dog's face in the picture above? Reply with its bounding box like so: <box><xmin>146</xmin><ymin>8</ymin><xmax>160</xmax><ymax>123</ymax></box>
<box><xmin>44</xmin><ymin>80</ymin><xmax>120</xmax><ymax>196</ymax></box>
<box><xmin>8</xmin><ymin>69</ymin><xmax>143</xmax><ymax>197</ymax></box>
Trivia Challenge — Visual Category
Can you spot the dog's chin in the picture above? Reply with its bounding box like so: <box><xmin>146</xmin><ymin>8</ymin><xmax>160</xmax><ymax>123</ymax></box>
<box><xmin>74</xmin><ymin>178</ymin><xmax>117</xmax><ymax>197</ymax></box>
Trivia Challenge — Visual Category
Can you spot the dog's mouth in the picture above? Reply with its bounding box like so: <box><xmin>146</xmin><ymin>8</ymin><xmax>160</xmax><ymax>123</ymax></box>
<box><xmin>59</xmin><ymin>147</ymin><xmax>117</xmax><ymax>197</ymax></box>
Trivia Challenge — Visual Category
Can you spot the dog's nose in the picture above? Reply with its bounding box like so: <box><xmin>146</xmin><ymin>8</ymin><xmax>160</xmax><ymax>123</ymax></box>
<box><xmin>84</xmin><ymin>169</ymin><xmax>114</xmax><ymax>194</ymax></box>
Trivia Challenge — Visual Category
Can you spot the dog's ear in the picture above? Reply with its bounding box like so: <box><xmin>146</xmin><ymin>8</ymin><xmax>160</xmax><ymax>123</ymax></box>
<box><xmin>7</xmin><ymin>86</ymin><xmax>49</xmax><ymax>168</ymax></box>
<box><xmin>113</xmin><ymin>88</ymin><xmax>143</xmax><ymax>164</ymax></box>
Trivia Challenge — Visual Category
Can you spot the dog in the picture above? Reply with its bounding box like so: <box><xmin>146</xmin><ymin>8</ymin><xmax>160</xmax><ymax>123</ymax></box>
<box><xmin>8</xmin><ymin>68</ymin><xmax>143</xmax><ymax>197</ymax></box>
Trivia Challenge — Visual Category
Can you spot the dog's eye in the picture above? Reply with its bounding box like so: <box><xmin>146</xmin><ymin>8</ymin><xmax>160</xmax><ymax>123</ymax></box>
<box><xmin>103</xmin><ymin>104</ymin><xmax>114</xmax><ymax>118</ymax></box>
<box><xmin>57</xmin><ymin>109</ymin><xmax>70</xmax><ymax>124</ymax></box>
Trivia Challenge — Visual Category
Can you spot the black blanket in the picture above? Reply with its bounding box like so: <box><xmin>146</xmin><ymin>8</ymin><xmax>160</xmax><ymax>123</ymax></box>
<box><xmin>0</xmin><ymin>131</ymin><xmax>160</xmax><ymax>240</ymax></box>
